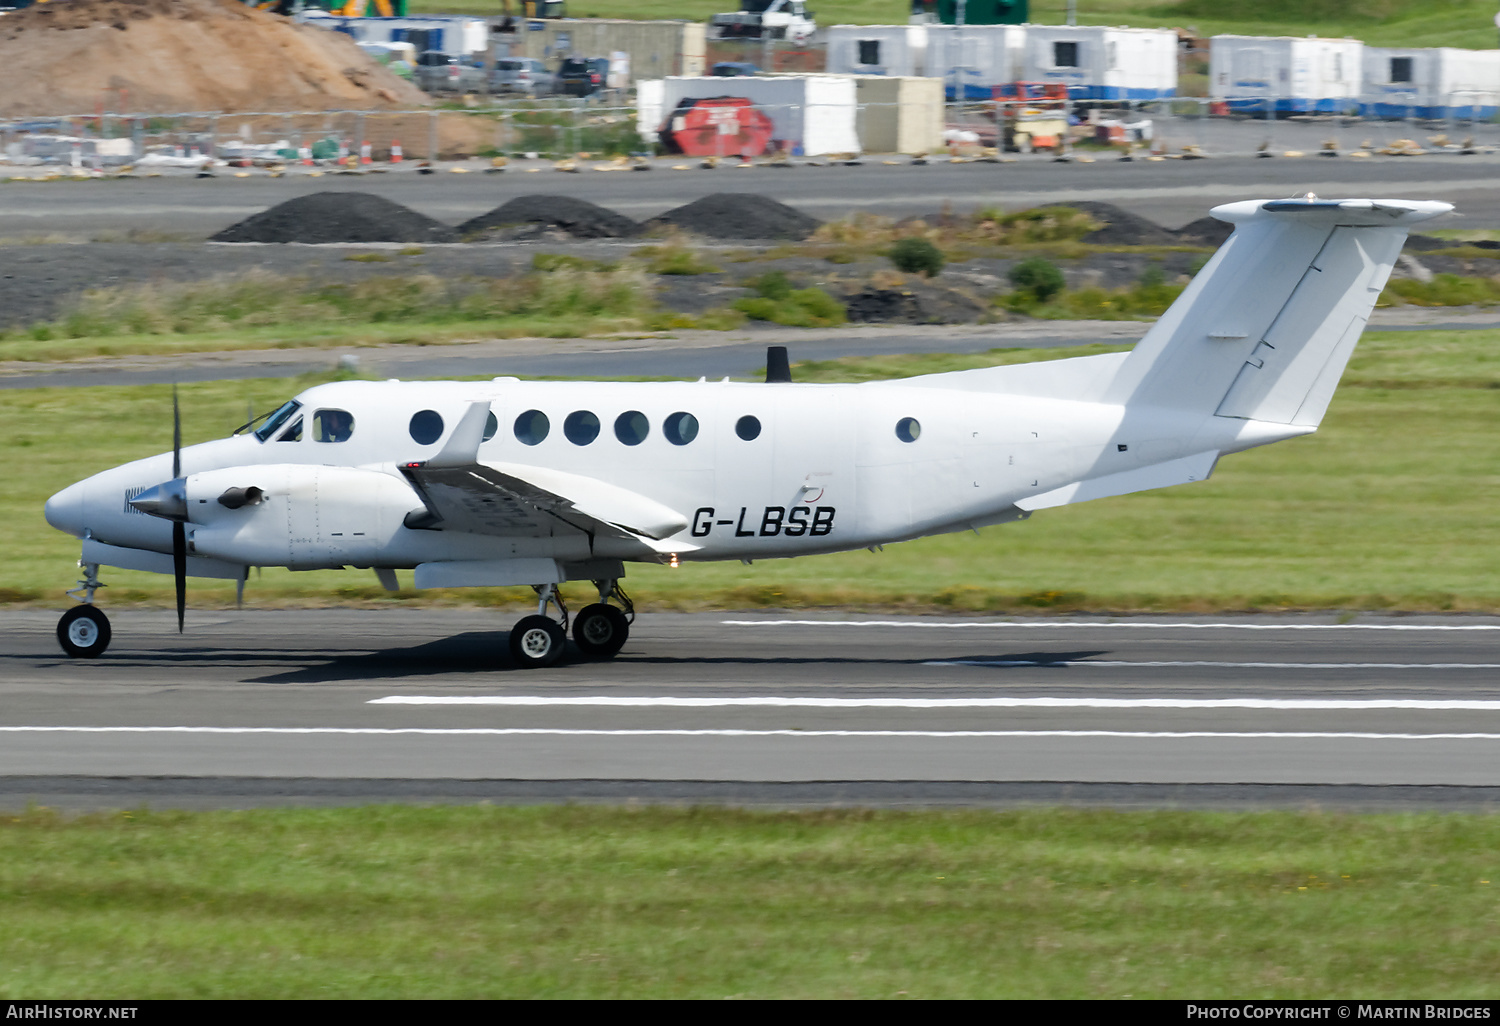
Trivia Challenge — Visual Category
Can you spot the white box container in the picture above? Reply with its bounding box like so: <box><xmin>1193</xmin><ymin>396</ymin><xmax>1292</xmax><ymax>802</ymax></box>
<box><xmin>1022</xmin><ymin>25</ymin><xmax>1177</xmax><ymax>101</ymax></box>
<box><xmin>826</xmin><ymin>24</ymin><xmax>929</xmax><ymax>78</ymax></box>
<box><xmin>925</xmin><ymin>24</ymin><xmax>1026</xmax><ymax>100</ymax></box>
<box><xmin>1361</xmin><ymin>47</ymin><xmax>1500</xmax><ymax>119</ymax></box>
<box><xmin>304</xmin><ymin>13</ymin><xmax>489</xmax><ymax>57</ymax></box>
<box><xmin>1210</xmin><ymin>35</ymin><xmax>1362</xmax><ymax>114</ymax></box>
<box><xmin>637</xmin><ymin>75</ymin><xmax>860</xmax><ymax>155</ymax></box>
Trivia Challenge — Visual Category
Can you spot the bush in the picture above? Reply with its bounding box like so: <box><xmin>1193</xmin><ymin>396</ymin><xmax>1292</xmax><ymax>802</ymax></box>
<box><xmin>1009</xmin><ymin>257</ymin><xmax>1066</xmax><ymax>302</ymax></box>
<box><xmin>888</xmin><ymin>237</ymin><xmax>945</xmax><ymax>277</ymax></box>
<box><xmin>733</xmin><ymin>276</ymin><xmax>846</xmax><ymax>328</ymax></box>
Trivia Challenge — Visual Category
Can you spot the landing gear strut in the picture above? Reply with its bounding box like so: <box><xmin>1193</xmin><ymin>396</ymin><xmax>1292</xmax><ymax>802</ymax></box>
<box><xmin>507</xmin><ymin>579</ymin><xmax>632</xmax><ymax>669</ymax></box>
<box><xmin>58</xmin><ymin>561</ymin><xmax>111</xmax><ymax>659</ymax></box>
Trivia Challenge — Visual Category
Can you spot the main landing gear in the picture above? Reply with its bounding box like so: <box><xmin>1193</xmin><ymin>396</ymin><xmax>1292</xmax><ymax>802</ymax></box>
<box><xmin>508</xmin><ymin>579</ymin><xmax>634</xmax><ymax>670</ymax></box>
<box><xmin>57</xmin><ymin>561</ymin><xmax>111</xmax><ymax>659</ymax></box>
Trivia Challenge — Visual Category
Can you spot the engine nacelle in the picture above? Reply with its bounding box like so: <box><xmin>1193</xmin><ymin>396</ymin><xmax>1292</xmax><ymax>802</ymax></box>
<box><xmin>182</xmin><ymin>464</ymin><xmax>419</xmax><ymax>569</ymax></box>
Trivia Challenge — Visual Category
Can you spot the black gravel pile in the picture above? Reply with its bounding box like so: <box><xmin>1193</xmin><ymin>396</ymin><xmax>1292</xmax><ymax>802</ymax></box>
<box><xmin>457</xmin><ymin>195</ymin><xmax>641</xmax><ymax>240</ymax></box>
<box><xmin>844</xmin><ymin>283</ymin><xmax>983</xmax><ymax>324</ymax></box>
<box><xmin>1065</xmin><ymin>201</ymin><xmax>1180</xmax><ymax>246</ymax></box>
<box><xmin>211</xmin><ymin>193</ymin><xmax>459</xmax><ymax>244</ymax></box>
<box><xmin>1174</xmin><ymin>216</ymin><xmax>1234</xmax><ymax>248</ymax></box>
<box><xmin>646</xmin><ymin>193</ymin><xmax>821</xmax><ymax>241</ymax></box>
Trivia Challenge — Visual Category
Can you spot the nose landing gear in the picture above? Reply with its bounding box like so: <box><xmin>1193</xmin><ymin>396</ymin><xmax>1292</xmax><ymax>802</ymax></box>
<box><xmin>506</xmin><ymin>578</ymin><xmax>633</xmax><ymax>669</ymax></box>
<box><xmin>58</xmin><ymin>561</ymin><xmax>111</xmax><ymax>659</ymax></box>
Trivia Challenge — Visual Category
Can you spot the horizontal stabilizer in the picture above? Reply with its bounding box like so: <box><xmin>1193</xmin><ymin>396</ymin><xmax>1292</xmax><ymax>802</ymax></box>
<box><xmin>1016</xmin><ymin>451</ymin><xmax>1219</xmax><ymax>511</ymax></box>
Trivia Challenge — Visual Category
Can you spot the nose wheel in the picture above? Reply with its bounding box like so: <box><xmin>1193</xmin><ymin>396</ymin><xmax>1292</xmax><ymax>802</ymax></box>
<box><xmin>58</xmin><ymin>561</ymin><xmax>111</xmax><ymax>658</ymax></box>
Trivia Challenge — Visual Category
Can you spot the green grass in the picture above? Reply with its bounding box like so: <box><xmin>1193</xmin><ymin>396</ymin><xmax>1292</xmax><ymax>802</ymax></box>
<box><xmin>413</xmin><ymin>0</ymin><xmax>1500</xmax><ymax>48</ymax></box>
<box><xmin>5</xmin><ymin>330</ymin><xmax>1498</xmax><ymax>612</ymax></box>
<box><xmin>3</xmin><ymin>804</ymin><xmax>1500</xmax><ymax>998</ymax></box>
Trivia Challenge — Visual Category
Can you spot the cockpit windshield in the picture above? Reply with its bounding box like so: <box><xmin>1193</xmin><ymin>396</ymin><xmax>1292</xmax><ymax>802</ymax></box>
<box><xmin>250</xmin><ymin>400</ymin><xmax>303</xmax><ymax>443</ymax></box>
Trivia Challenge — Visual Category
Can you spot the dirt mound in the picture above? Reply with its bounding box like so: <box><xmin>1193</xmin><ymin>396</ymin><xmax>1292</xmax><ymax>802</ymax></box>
<box><xmin>0</xmin><ymin>0</ymin><xmax>427</xmax><ymax>115</ymax></box>
<box><xmin>1063</xmin><ymin>202</ymin><xmax>1180</xmax><ymax>247</ymax></box>
<box><xmin>647</xmin><ymin>193</ymin><xmax>821</xmax><ymax>241</ymax></box>
<box><xmin>210</xmin><ymin>193</ymin><xmax>458</xmax><ymax>244</ymax></box>
<box><xmin>1174</xmin><ymin>216</ymin><xmax>1234</xmax><ymax>248</ymax></box>
<box><xmin>457</xmin><ymin>195</ymin><xmax>641</xmax><ymax>240</ymax></box>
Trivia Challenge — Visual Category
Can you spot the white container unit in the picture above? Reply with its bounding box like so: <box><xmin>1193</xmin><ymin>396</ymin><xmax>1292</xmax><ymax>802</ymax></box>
<box><xmin>1210</xmin><ymin>35</ymin><xmax>1362</xmax><ymax>114</ymax></box>
<box><xmin>1021</xmin><ymin>26</ymin><xmax>1176</xmax><ymax>100</ymax></box>
<box><xmin>636</xmin><ymin>76</ymin><xmax>860</xmax><ymax>156</ymax></box>
<box><xmin>303</xmin><ymin>13</ymin><xmax>490</xmax><ymax>57</ymax></box>
<box><xmin>1361</xmin><ymin>47</ymin><xmax>1500</xmax><ymax>119</ymax></box>
<box><xmin>925</xmin><ymin>24</ymin><xmax>1026</xmax><ymax>100</ymax></box>
<box><xmin>826</xmin><ymin>24</ymin><xmax>928</xmax><ymax>78</ymax></box>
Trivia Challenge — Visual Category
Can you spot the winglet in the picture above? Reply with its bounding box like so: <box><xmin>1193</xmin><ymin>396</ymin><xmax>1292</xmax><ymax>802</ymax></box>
<box><xmin>426</xmin><ymin>402</ymin><xmax>492</xmax><ymax>469</ymax></box>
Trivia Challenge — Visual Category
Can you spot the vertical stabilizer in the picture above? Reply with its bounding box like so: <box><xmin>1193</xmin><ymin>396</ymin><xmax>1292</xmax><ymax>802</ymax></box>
<box><xmin>1103</xmin><ymin>198</ymin><xmax>1451</xmax><ymax>427</ymax></box>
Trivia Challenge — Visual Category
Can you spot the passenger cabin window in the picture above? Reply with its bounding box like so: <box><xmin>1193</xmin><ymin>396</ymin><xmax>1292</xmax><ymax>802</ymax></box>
<box><xmin>254</xmin><ymin>400</ymin><xmax>301</xmax><ymax>442</ymax></box>
<box><xmin>409</xmin><ymin>410</ymin><xmax>444</xmax><ymax>446</ymax></box>
<box><xmin>277</xmin><ymin>416</ymin><xmax>303</xmax><ymax>442</ymax></box>
<box><xmin>1390</xmin><ymin>56</ymin><xmax>1413</xmax><ymax>83</ymax></box>
<box><xmin>615</xmin><ymin>411</ymin><xmax>649</xmax><ymax>446</ymax></box>
<box><xmin>735</xmin><ymin>415</ymin><xmax>762</xmax><ymax>441</ymax></box>
<box><xmin>514</xmin><ymin>409</ymin><xmax>549</xmax><ymax>446</ymax></box>
<box><xmin>483</xmin><ymin>412</ymin><xmax>498</xmax><ymax>442</ymax></box>
<box><xmin>313</xmin><ymin>409</ymin><xmax>355</xmax><ymax>443</ymax></box>
<box><xmin>565</xmin><ymin>411</ymin><xmax>600</xmax><ymax>445</ymax></box>
<box><xmin>1054</xmin><ymin>41</ymin><xmax>1079</xmax><ymax>68</ymax></box>
<box><xmin>664</xmin><ymin>411</ymin><xmax>699</xmax><ymax>446</ymax></box>
<box><xmin>896</xmin><ymin>417</ymin><xmax>921</xmax><ymax>443</ymax></box>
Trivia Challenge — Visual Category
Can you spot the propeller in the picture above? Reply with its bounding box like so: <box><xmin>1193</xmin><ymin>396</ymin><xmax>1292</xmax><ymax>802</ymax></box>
<box><xmin>172</xmin><ymin>385</ymin><xmax>185</xmax><ymax>634</ymax></box>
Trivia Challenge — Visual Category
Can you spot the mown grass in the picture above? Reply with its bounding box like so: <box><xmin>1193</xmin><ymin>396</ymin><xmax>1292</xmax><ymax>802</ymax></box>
<box><xmin>2</xmin><ymin>804</ymin><xmax>1499</xmax><ymax>998</ymax></box>
<box><xmin>5</xmin><ymin>330</ymin><xmax>1497</xmax><ymax>612</ymax></box>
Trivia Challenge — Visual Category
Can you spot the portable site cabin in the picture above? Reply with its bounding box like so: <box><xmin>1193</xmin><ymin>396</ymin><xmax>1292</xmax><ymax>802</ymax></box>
<box><xmin>1361</xmin><ymin>47</ymin><xmax>1500</xmax><ymax>119</ymax></box>
<box><xmin>925</xmin><ymin>24</ymin><xmax>1026</xmax><ymax>100</ymax></box>
<box><xmin>636</xmin><ymin>76</ymin><xmax>860</xmax><ymax>156</ymax></box>
<box><xmin>1020</xmin><ymin>26</ymin><xmax>1176</xmax><ymax>100</ymax></box>
<box><xmin>304</xmin><ymin>14</ymin><xmax>490</xmax><ymax>58</ymax></box>
<box><xmin>1209</xmin><ymin>35</ymin><xmax>1362</xmax><ymax>114</ymax></box>
<box><xmin>826</xmin><ymin>24</ymin><xmax>929</xmax><ymax>78</ymax></box>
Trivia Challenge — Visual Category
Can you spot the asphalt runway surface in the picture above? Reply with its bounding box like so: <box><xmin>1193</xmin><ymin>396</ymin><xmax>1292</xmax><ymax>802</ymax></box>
<box><xmin>5</xmin><ymin>609</ymin><xmax>1500</xmax><ymax>811</ymax></box>
<box><xmin>8</xmin><ymin>151</ymin><xmax>1500</xmax><ymax>238</ymax></box>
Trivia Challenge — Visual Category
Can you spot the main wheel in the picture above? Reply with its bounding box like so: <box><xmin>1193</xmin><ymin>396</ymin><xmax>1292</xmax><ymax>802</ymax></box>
<box><xmin>57</xmin><ymin>606</ymin><xmax>111</xmax><ymax>659</ymax></box>
<box><xmin>572</xmin><ymin>604</ymin><xmax>629</xmax><ymax>660</ymax></box>
<box><xmin>508</xmin><ymin>614</ymin><xmax>567</xmax><ymax>669</ymax></box>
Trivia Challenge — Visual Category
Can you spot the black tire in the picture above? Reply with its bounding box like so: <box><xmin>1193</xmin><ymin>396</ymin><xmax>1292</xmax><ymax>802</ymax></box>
<box><xmin>57</xmin><ymin>606</ymin><xmax>111</xmax><ymax>659</ymax></box>
<box><xmin>572</xmin><ymin>604</ymin><xmax>629</xmax><ymax>660</ymax></box>
<box><xmin>508</xmin><ymin>614</ymin><xmax>567</xmax><ymax>669</ymax></box>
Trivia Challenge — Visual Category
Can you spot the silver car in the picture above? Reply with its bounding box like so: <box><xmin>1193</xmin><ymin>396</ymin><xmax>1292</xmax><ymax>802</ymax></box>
<box><xmin>491</xmin><ymin>58</ymin><xmax>555</xmax><ymax>97</ymax></box>
<box><xmin>414</xmin><ymin>51</ymin><xmax>487</xmax><ymax>94</ymax></box>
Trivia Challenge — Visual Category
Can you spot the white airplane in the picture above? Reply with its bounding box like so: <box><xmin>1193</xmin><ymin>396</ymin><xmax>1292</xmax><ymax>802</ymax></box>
<box><xmin>43</xmin><ymin>196</ymin><xmax>1448</xmax><ymax>666</ymax></box>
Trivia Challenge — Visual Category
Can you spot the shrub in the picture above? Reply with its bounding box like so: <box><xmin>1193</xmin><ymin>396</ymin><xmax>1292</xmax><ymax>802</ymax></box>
<box><xmin>1009</xmin><ymin>257</ymin><xmax>1066</xmax><ymax>302</ymax></box>
<box><xmin>888</xmin><ymin>237</ymin><xmax>945</xmax><ymax>277</ymax></box>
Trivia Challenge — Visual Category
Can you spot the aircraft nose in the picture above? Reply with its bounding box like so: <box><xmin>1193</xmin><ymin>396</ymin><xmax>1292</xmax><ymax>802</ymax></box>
<box><xmin>44</xmin><ymin>480</ymin><xmax>87</xmax><ymax>538</ymax></box>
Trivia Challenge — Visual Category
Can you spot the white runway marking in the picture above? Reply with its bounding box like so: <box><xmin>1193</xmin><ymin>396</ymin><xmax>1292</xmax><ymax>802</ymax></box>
<box><xmin>722</xmin><ymin>619</ymin><xmax>1500</xmax><ymax>631</ymax></box>
<box><xmin>923</xmin><ymin>660</ymin><xmax>1500</xmax><ymax>670</ymax></box>
<box><xmin>370</xmin><ymin>696</ymin><xmax>1500</xmax><ymax>710</ymax></box>
<box><xmin>4</xmin><ymin>726</ymin><xmax>1500</xmax><ymax>741</ymax></box>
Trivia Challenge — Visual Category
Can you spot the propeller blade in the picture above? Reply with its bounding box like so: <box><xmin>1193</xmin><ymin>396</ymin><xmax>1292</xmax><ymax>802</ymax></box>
<box><xmin>173</xmin><ymin>521</ymin><xmax>186</xmax><ymax>634</ymax></box>
<box><xmin>172</xmin><ymin>384</ymin><xmax>181</xmax><ymax>480</ymax></box>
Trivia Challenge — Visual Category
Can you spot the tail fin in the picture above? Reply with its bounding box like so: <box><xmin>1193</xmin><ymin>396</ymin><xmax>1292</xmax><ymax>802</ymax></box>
<box><xmin>1104</xmin><ymin>198</ymin><xmax>1451</xmax><ymax>426</ymax></box>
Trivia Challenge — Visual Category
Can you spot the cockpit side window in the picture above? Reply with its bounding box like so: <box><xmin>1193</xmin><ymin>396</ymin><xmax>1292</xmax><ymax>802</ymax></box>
<box><xmin>253</xmin><ymin>400</ymin><xmax>302</xmax><ymax>443</ymax></box>
<box><xmin>277</xmin><ymin>416</ymin><xmax>303</xmax><ymax>442</ymax></box>
<box><xmin>313</xmin><ymin>409</ymin><xmax>355</xmax><ymax>443</ymax></box>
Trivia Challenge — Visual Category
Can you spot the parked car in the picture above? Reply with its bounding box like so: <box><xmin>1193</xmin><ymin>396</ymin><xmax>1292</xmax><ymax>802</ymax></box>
<box><xmin>491</xmin><ymin>57</ymin><xmax>555</xmax><ymax>97</ymax></box>
<box><xmin>556</xmin><ymin>56</ymin><xmax>609</xmax><ymax>97</ymax></box>
<box><xmin>414</xmin><ymin>51</ymin><xmax>487</xmax><ymax>93</ymax></box>
<box><xmin>711</xmin><ymin>61</ymin><xmax>761</xmax><ymax>77</ymax></box>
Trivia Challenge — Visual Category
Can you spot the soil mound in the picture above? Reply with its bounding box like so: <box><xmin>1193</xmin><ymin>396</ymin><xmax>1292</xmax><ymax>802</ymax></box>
<box><xmin>647</xmin><ymin>193</ymin><xmax>821</xmax><ymax>241</ymax></box>
<box><xmin>1064</xmin><ymin>202</ymin><xmax>1180</xmax><ymax>246</ymax></box>
<box><xmin>457</xmin><ymin>195</ymin><xmax>641</xmax><ymax>240</ymax></box>
<box><xmin>0</xmin><ymin>0</ymin><xmax>427</xmax><ymax>115</ymax></box>
<box><xmin>211</xmin><ymin>192</ymin><xmax>458</xmax><ymax>244</ymax></box>
<box><xmin>1174</xmin><ymin>216</ymin><xmax>1234</xmax><ymax>248</ymax></box>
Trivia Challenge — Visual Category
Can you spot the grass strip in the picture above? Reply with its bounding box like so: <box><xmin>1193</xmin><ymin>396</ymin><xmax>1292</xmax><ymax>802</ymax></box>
<box><xmin>4</xmin><ymin>331</ymin><xmax>1497</xmax><ymax>612</ymax></box>
<box><xmin>2</xmin><ymin>804</ymin><xmax>1499</xmax><ymax>998</ymax></box>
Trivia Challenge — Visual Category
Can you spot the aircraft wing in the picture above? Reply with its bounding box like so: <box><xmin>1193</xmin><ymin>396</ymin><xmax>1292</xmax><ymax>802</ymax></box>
<box><xmin>399</xmin><ymin>403</ymin><xmax>692</xmax><ymax>552</ymax></box>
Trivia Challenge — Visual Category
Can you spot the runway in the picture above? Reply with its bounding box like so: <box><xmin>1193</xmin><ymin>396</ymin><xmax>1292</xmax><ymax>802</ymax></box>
<box><xmin>4</xmin><ymin>609</ymin><xmax>1499</xmax><ymax>810</ymax></box>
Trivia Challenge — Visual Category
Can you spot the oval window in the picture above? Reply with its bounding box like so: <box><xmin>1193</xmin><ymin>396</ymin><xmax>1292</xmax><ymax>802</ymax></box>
<box><xmin>482</xmin><ymin>411</ymin><xmax>498</xmax><ymax>442</ymax></box>
<box><xmin>409</xmin><ymin>410</ymin><xmax>444</xmax><ymax>446</ymax></box>
<box><xmin>514</xmin><ymin>409</ymin><xmax>550</xmax><ymax>446</ymax></box>
<box><xmin>615</xmin><ymin>410</ymin><xmax>649</xmax><ymax>446</ymax></box>
<box><xmin>735</xmin><ymin>415</ymin><xmax>761</xmax><ymax>441</ymax></box>
<box><xmin>663</xmin><ymin>411</ymin><xmax>699</xmax><ymax>446</ymax></box>
<box><xmin>313</xmin><ymin>409</ymin><xmax>355</xmax><ymax>443</ymax></box>
<box><xmin>896</xmin><ymin>417</ymin><xmax>921</xmax><ymax>443</ymax></box>
<box><xmin>565</xmin><ymin>410</ymin><xmax>601</xmax><ymax>446</ymax></box>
